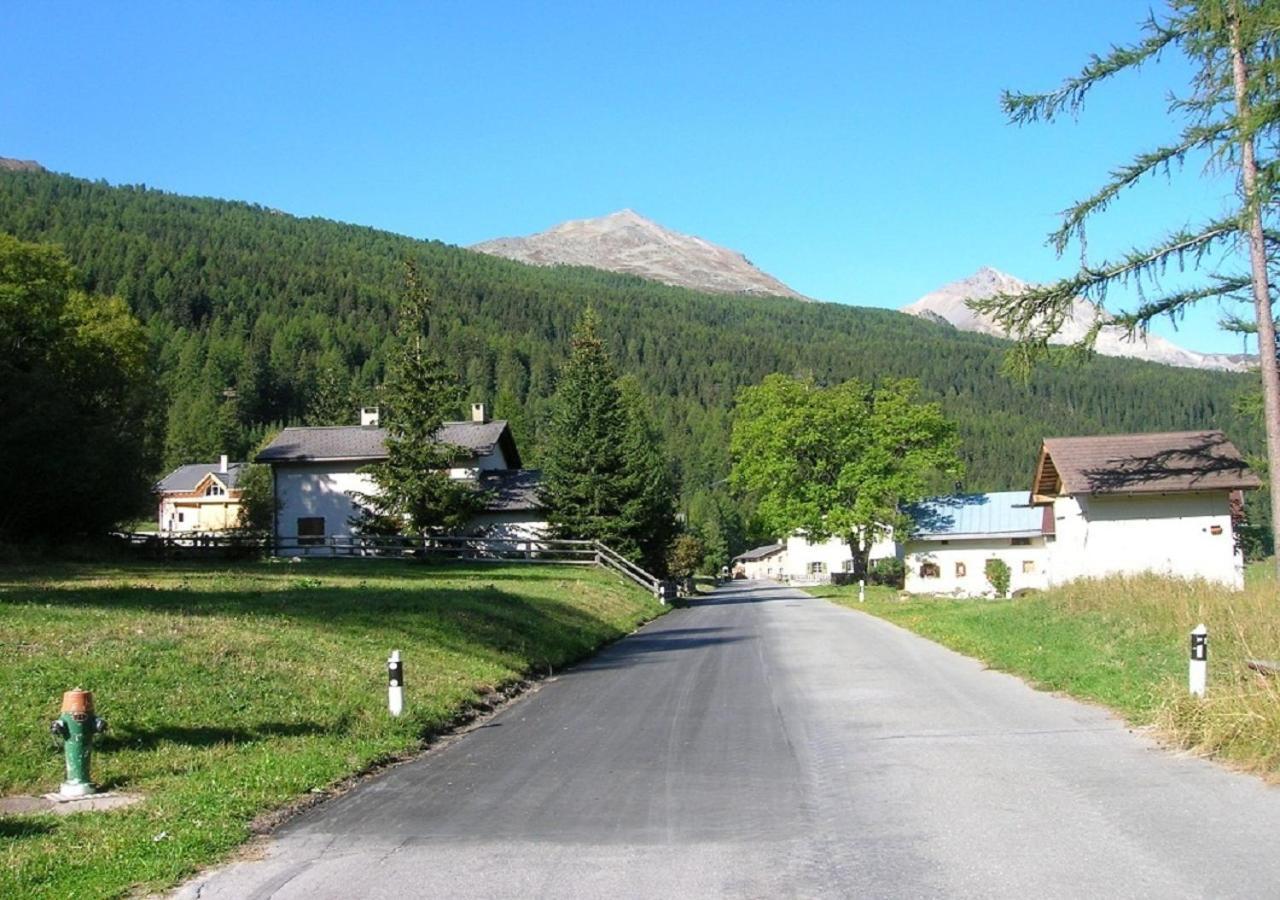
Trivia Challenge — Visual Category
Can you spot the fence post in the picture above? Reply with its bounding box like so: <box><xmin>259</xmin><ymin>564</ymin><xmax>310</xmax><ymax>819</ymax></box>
<box><xmin>1189</xmin><ymin>623</ymin><xmax>1208</xmax><ymax>698</ymax></box>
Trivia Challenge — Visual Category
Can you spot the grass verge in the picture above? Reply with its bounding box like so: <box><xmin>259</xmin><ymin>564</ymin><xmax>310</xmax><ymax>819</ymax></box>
<box><xmin>811</xmin><ymin>568</ymin><xmax>1280</xmax><ymax>779</ymax></box>
<box><xmin>0</xmin><ymin>559</ymin><xmax>662</xmax><ymax>898</ymax></box>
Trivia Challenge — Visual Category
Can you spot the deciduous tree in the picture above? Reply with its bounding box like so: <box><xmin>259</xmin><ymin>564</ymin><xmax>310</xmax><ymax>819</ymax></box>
<box><xmin>730</xmin><ymin>374</ymin><xmax>962</xmax><ymax>575</ymax></box>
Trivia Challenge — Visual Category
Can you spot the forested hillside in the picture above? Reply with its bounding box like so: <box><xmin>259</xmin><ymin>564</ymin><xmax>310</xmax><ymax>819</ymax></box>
<box><xmin>0</xmin><ymin>167</ymin><xmax>1264</xmax><ymax>537</ymax></box>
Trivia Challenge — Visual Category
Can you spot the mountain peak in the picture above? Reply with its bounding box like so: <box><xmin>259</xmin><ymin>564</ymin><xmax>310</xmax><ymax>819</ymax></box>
<box><xmin>0</xmin><ymin>157</ymin><xmax>44</xmax><ymax>173</ymax></box>
<box><xmin>902</xmin><ymin>268</ymin><xmax>1250</xmax><ymax>373</ymax></box>
<box><xmin>472</xmin><ymin>212</ymin><xmax>809</xmax><ymax>300</ymax></box>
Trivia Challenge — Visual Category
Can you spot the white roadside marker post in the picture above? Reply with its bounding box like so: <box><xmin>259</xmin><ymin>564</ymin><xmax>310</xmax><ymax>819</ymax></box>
<box><xmin>859</xmin><ymin>579</ymin><xmax>866</xmax><ymax>603</ymax></box>
<box><xmin>388</xmin><ymin>650</ymin><xmax>404</xmax><ymax>716</ymax></box>
<box><xmin>1189</xmin><ymin>624</ymin><xmax>1208</xmax><ymax>698</ymax></box>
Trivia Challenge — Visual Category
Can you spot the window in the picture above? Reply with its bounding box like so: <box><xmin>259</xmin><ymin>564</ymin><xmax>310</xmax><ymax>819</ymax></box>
<box><xmin>177</xmin><ymin>512</ymin><xmax>185</xmax><ymax>523</ymax></box>
<box><xmin>842</xmin><ymin>559</ymin><xmax>856</xmax><ymax>573</ymax></box>
<box><xmin>1011</xmin><ymin>537</ymin><xmax>1031</xmax><ymax>546</ymax></box>
<box><xmin>808</xmin><ymin>561</ymin><xmax>827</xmax><ymax>576</ymax></box>
<box><xmin>1022</xmin><ymin>560</ymin><xmax>1036</xmax><ymax>574</ymax></box>
<box><xmin>920</xmin><ymin>562</ymin><xmax>940</xmax><ymax>579</ymax></box>
<box><xmin>297</xmin><ymin>517</ymin><xmax>325</xmax><ymax>546</ymax></box>
<box><xmin>955</xmin><ymin>562</ymin><xmax>967</xmax><ymax>577</ymax></box>
<box><xmin>205</xmin><ymin>483</ymin><xmax>225</xmax><ymax>497</ymax></box>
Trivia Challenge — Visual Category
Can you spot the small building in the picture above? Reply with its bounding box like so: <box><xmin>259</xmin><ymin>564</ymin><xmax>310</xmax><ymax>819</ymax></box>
<box><xmin>903</xmin><ymin>491</ymin><xmax>1051</xmax><ymax>597</ymax></box>
<box><xmin>1032</xmin><ymin>430</ymin><xmax>1259</xmax><ymax>590</ymax></box>
<box><xmin>732</xmin><ymin>543</ymin><xmax>786</xmax><ymax>579</ymax></box>
<box><xmin>256</xmin><ymin>404</ymin><xmax>546</xmax><ymax>548</ymax></box>
<box><xmin>155</xmin><ymin>455</ymin><xmax>246</xmax><ymax>533</ymax></box>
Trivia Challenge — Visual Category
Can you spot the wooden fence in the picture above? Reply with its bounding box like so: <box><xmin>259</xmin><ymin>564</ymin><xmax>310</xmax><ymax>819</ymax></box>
<box><xmin>110</xmin><ymin>532</ymin><xmax>669</xmax><ymax>601</ymax></box>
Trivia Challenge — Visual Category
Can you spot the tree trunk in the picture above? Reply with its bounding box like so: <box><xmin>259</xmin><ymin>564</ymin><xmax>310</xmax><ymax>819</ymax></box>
<box><xmin>1229</xmin><ymin>9</ymin><xmax>1280</xmax><ymax>582</ymax></box>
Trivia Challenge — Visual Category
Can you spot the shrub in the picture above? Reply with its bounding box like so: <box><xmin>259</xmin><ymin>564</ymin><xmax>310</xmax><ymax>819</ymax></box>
<box><xmin>984</xmin><ymin>558</ymin><xmax>1011</xmax><ymax>597</ymax></box>
<box><xmin>869</xmin><ymin>557</ymin><xmax>905</xmax><ymax>588</ymax></box>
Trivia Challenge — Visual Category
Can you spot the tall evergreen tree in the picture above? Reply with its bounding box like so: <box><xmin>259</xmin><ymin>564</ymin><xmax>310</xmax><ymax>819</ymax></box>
<box><xmin>356</xmin><ymin>262</ymin><xmax>478</xmax><ymax>536</ymax></box>
<box><xmin>540</xmin><ymin>309</ymin><xmax>633</xmax><ymax>547</ymax></box>
<box><xmin>976</xmin><ymin>0</ymin><xmax>1280</xmax><ymax>575</ymax></box>
<box><xmin>541</xmin><ymin>310</ymin><xmax>679</xmax><ymax>568</ymax></box>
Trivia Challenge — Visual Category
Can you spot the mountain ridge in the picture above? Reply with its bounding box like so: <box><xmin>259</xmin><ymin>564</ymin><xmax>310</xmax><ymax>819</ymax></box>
<box><xmin>472</xmin><ymin>209</ymin><xmax>810</xmax><ymax>300</ymax></box>
<box><xmin>902</xmin><ymin>267</ymin><xmax>1252</xmax><ymax>373</ymax></box>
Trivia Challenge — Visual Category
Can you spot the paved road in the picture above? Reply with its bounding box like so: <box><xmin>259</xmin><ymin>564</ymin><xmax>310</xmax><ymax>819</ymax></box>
<box><xmin>178</xmin><ymin>580</ymin><xmax>1280</xmax><ymax>899</ymax></box>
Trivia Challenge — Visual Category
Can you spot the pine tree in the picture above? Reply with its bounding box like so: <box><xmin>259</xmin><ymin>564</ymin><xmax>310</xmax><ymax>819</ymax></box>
<box><xmin>356</xmin><ymin>262</ymin><xmax>479</xmax><ymax>536</ymax></box>
<box><xmin>540</xmin><ymin>309</ymin><xmax>634</xmax><ymax>548</ymax></box>
<box><xmin>976</xmin><ymin>0</ymin><xmax>1280</xmax><ymax>576</ymax></box>
<box><xmin>616</xmin><ymin>376</ymin><xmax>680</xmax><ymax>573</ymax></box>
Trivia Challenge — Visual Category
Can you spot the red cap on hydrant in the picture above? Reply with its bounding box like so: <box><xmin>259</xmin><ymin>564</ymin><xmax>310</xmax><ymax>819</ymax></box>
<box><xmin>61</xmin><ymin>689</ymin><xmax>94</xmax><ymax>716</ymax></box>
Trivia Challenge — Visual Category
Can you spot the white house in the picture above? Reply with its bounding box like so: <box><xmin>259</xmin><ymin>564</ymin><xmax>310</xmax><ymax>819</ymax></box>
<box><xmin>781</xmin><ymin>531</ymin><xmax>899</xmax><ymax>583</ymax></box>
<box><xmin>1031</xmin><ymin>430</ymin><xmax>1258</xmax><ymax>590</ymax></box>
<box><xmin>256</xmin><ymin>405</ymin><xmax>546</xmax><ymax>550</ymax></box>
<box><xmin>903</xmin><ymin>491</ymin><xmax>1052</xmax><ymax>597</ymax></box>
<box><xmin>731</xmin><ymin>543</ymin><xmax>786</xmax><ymax>579</ymax></box>
<box><xmin>732</xmin><ymin>531</ymin><xmax>898</xmax><ymax>583</ymax></box>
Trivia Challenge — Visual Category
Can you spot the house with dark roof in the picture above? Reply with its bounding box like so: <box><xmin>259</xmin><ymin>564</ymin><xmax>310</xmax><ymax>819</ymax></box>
<box><xmin>1031</xmin><ymin>430</ymin><xmax>1259</xmax><ymax>589</ymax></box>
<box><xmin>255</xmin><ymin>404</ymin><xmax>545</xmax><ymax>548</ymax></box>
<box><xmin>903</xmin><ymin>491</ymin><xmax>1052</xmax><ymax>596</ymax></box>
<box><xmin>155</xmin><ymin>455</ymin><xmax>246</xmax><ymax>533</ymax></box>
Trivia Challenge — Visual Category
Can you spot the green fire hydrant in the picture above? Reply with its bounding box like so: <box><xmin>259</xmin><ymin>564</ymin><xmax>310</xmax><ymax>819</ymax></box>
<box><xmin>49</xmin><ymin>688</ymin><xmax>107</xmax><ymax>797</ymax></box>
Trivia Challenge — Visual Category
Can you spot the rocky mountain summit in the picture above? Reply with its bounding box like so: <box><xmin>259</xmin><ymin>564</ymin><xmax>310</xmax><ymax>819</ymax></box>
<box><xmin>902</xmin><ymin>267</ymin><xmax>1251</xmax><ymax>373</ymax></box>
<box><xmin>0</xmin><ymin>157</ymin><xmax>44</xmax><ymax>172</ymax></box>
<box><xmin>472</xmin><ymin>209</ymin><xmax>808</xmax><ymax>300</ymax></box>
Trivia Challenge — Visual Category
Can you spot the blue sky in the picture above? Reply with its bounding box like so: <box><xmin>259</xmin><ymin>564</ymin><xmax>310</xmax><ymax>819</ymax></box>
<box><xmin>2</xmin><ymin>1</ymin><xmax>1255</xmax><ymax>354</ymax></box>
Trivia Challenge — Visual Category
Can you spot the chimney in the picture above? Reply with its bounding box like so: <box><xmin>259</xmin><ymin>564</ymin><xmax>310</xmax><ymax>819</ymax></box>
<box><xmin>361</xmin><ymin>406</ymin><xmax>380</xmax><ymax>427</ymax></box>
<box><xmin>471</xmin><ymin>403</ymin><xmax>487</xmax><ymax>423</ymax></box>
<box><xmin>220</xmin><ymin>454</ymin><xmax>228</xmax><ymax>474</ymax></box>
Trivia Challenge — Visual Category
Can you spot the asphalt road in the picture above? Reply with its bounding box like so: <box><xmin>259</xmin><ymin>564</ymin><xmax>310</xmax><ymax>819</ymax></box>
<box><xmin>177</xmin><ymin>580</ymin><xmax>1280</xmax><ymax>899</ymax></box>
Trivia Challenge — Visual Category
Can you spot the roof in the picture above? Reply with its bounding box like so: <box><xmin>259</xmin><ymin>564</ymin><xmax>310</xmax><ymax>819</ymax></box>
<box><xmin>478</xmin><ymin>469</ymin><xmax>543</xmax><ymax>512</ymax></box>
<box><xmin>156</xmin><ymin>462</ymin><xmax>246</xmax><ymax>493</ymax></box>
<box><xmin>1032</xmin><ymin>430</ymin><xmax>1261</xmax><ymax>500</ymax></box>
<box><xmin>255</xmin><ymin>420</ymin><xmax>520</xmax><ymax>467</ymax></box>
<box><xmin>906</xmin><ymin>491</ymin><xmax>1048</xmax><ymax>540</ymax></box>
<box><xmin>732</xmin><ymin>543</ymin><xmax>785</xmax><ymax>563</ymax></box>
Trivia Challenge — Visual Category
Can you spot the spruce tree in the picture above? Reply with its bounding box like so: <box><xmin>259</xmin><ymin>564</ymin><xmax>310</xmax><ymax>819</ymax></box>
<box><xmin>617</xmin><ymin>376</ymin><xmax>680</xmax><ymax>573</ymax></box>
<box><xmin>540</xmin><ymin>309</ymin><xmax>633</xmax><ymax>548</ymax></box>
<box><xmin>357</xmin><ymin>262</ymin><xmax>478</xmax><ymax>536</ymax></box>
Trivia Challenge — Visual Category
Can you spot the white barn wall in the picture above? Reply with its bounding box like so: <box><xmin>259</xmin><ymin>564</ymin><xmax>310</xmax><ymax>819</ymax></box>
<box><xmin>1050</xmin><ymin>492</ymin><xmax>1242</xmax><ymax>589</ymax></box>
<box><xmin>737</xmin><ymin>552</ymin><xmax>786</xmax><ymax>580</ymax></box>
<box><xmin>905</xmin><ymin>537</ymin><xmax>1050</xmax><ymax>597</ymax></box>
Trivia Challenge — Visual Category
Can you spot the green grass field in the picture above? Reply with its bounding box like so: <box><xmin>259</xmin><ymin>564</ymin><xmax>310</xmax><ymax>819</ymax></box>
<box><xmin>0</xmin><ymin>559</ymin><xmax>661</xmax><ymax>898</ymax></box>
<box><xmin>813</xmin><ymin>564</ymin><xmax>1280</xmax><ymax>779</ymax></box>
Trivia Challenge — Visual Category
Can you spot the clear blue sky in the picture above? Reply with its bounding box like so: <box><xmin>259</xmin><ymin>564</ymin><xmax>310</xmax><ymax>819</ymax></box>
<box><xmin>2</xmin><ymin>1</ymin><xmax>1255</xmax><ymax>354</ymax></box>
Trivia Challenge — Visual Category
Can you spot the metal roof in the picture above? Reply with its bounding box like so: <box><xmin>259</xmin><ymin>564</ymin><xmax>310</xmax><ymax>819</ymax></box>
<box><xmin>906</xmin><ymin>491</ymin><xmax>1046</xmax><ymax>540</ymax></box>
<box><xmin>256</xmin><ymin>420</ymin><xmax>519</xmax><ymax>466</ymax></box>
<box><xmin>156</xmin><ymin>462</ymin><xmax>246</xmax><ymax>493</ymax></box>
<box><xmin>1034</xmin><ymin>430</ymin><xmax>1260</xmax><ymax>498</ymax></box>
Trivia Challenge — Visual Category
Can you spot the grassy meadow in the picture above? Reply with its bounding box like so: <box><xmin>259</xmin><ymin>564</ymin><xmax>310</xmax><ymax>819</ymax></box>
<box><xmin>814</xmin><ymin>564</ymin><xmax>1280</xmax><ymax>779</ymax></box>
<box><xmin>0</xmin><ymin>559</ymin><xmax>661</xmax><ymax>898</ymax></box>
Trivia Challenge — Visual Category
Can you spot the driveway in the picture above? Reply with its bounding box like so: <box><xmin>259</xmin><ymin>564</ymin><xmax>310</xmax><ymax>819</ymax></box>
<box><xmin>177</xmin><ymin>580</ymin><xmax>1280</xmax><ymax>898</ymax></box>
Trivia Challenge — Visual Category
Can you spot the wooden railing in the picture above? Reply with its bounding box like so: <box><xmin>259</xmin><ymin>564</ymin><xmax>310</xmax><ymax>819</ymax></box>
<box><xmin>110</xmin><ymin>532</ymin><xmax>669</xmax><ymax>601</ymax></box>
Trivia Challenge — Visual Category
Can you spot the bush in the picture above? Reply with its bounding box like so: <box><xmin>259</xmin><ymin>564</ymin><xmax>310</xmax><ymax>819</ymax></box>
<box><xmin>984</xmin><ymin>558</ymin><xmax>1011</xmax><ymax>597</ymax></box>
<box><xmin>869</xmin><ymin>557</ymin><xmax>906</xmax><ymax>588</ymax></box>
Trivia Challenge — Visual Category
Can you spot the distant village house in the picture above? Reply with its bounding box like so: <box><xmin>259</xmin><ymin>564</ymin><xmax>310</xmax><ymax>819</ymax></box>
<box><xmin>733</xmin><ymin>530</ymin><xmax>899</xmax><ymax>583</ymax></box>
<box><xmin>155</xmin><ymin>455</ymin><xmax>245</xmax><ymax>533</ymax></box>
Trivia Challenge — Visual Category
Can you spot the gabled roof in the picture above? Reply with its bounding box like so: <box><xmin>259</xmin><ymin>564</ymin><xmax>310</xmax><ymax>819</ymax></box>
<box><xmin>156</xmin><ymin>462</ymin><xmax>246</xmax><ymax>493</ymax></box>
<box><xmin>905</xmin><ymin>491</ymin><xmax>1048</xmax><ymax>540</ymax></box>
<box><xmin>1031</xmin><ymin>430</ymin><xmax>1260</xmax><ymax>501</ymax></box>
<box><xmin>256</xmin><ymin>420</ymin><xmax>521</xmax><ymax>468</ymax></box>
<box><xmin>478</xmin><ymin>469</ymin><xmax>543</xmax><ymax>512</ymax></box>
<box><xmin>732</xmin><ymin>543</ymin><xmax>785</xmax><ymax>563</ymax></box>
